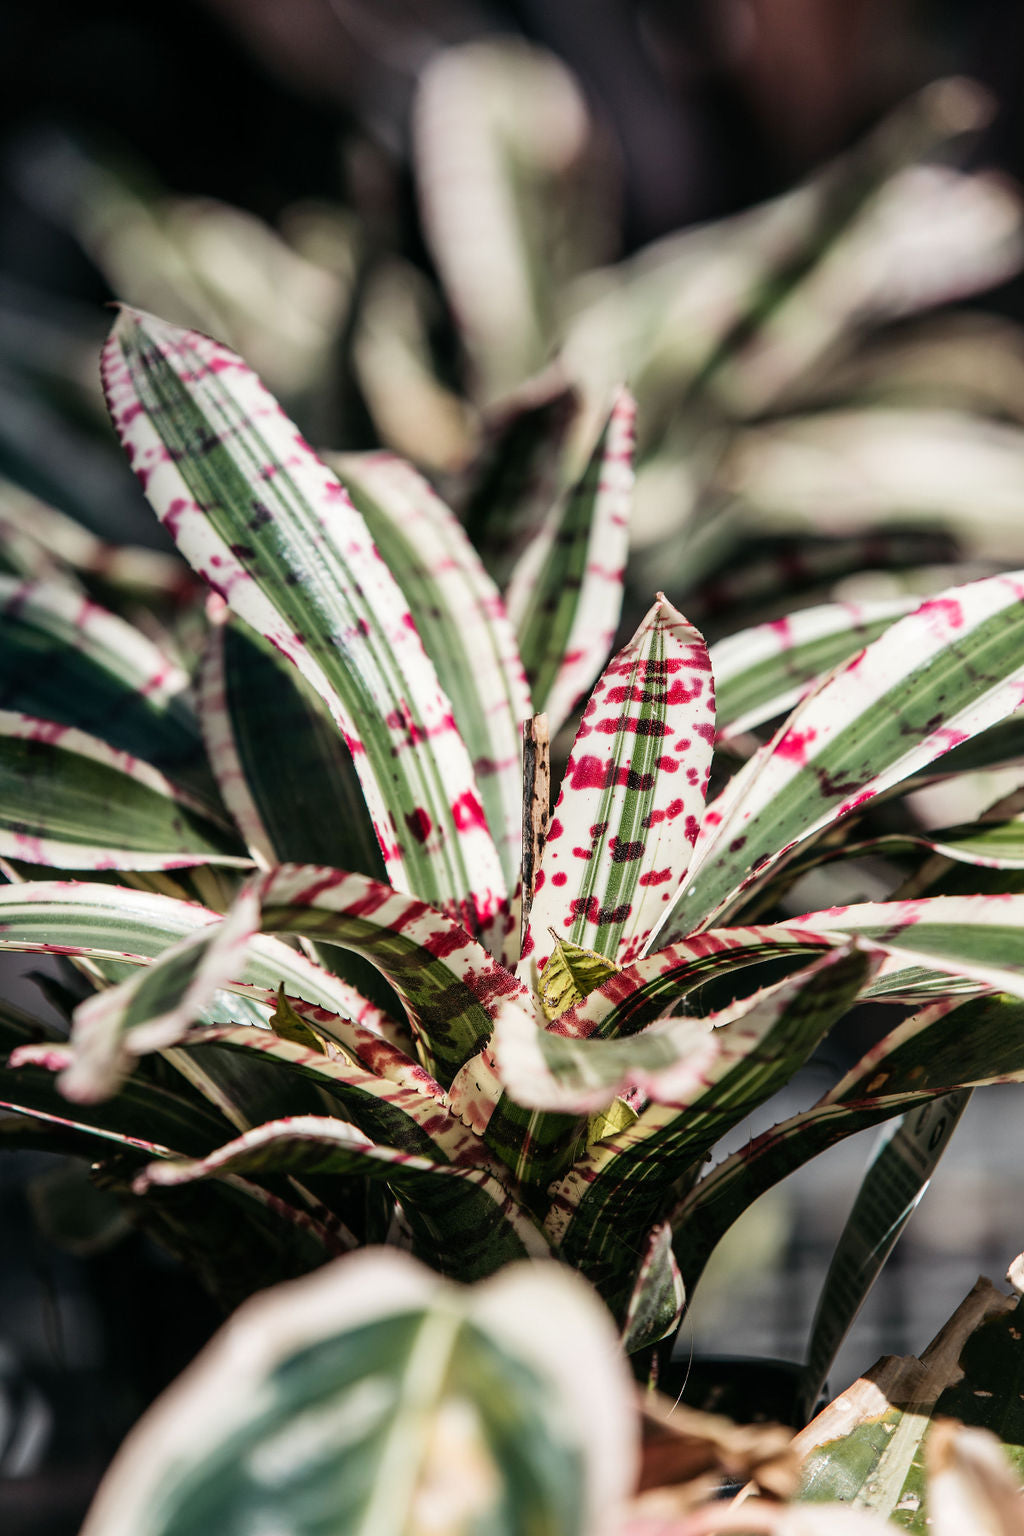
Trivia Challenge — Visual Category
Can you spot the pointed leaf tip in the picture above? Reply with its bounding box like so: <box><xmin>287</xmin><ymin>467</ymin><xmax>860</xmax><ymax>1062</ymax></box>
<box><xmin>521</xmin><ymin>595</ymin><xmax>715</xmax><ymax>986</ymax></box>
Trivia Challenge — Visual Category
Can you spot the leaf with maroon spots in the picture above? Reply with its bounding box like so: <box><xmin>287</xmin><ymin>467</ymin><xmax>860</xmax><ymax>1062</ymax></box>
<box><xmin>253</xmin><ymin>864</ymin><xmax>539</xmax><ymax>1090</ymax></box>
<box><xmin>133</xmin><ymin>1115</ymin><xmax>549</xmax><ymax>1280</ymax></box>
<box><xmin>710</xmin><ymin>596</ymin><xmax>914</xmax><ymax>742</ymax></box>
<box><xmin>672</xmin><ymin>988</ymin><xmax>1024</xmax><ymax>1301</ymax></box>
<box><xmin>102</xmin><ymin>309</ymin><xmax>506</xmax><ymax>940</ymax></box>
<box><xmin>542</xmin><ymin>946</ymin><xmax>876</xmax><ymax>1325</ymax></box>
<box><xmin>505</xmin><ymin>391</ymin><xmax>634</xmax><ymax>734</ymax></box>
<box><xmin>520</xmin><ymin>596</ymin><xmax>714</xmax><ymax>990</ymax></box>
<box><xmin>326</xmin><ymin>451</ymin><xmax>532</xmax><ymax>896</ymax></box>
<box><xmin>0</xmin><ymin>711</ymin><xmax>249</xmax><ymax>873</ymax></box>
<box><xmin>662</xmin><ymin>571</ymin><xmax>1024</xmax><ymax>939</ymax></box>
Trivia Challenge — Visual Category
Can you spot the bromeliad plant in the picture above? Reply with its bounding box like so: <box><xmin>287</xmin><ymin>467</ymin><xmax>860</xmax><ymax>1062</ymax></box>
<box><xmin>6</xmin><ymin>309</ymin><xmax>1024</xmax><ymax>1379</ymax></box>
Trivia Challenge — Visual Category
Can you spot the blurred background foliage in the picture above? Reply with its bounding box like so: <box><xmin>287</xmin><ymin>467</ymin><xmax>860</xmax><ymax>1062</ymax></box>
<box><xmin>4</xmin><ymin>0</ymin><xmax>1024</xmax><ymax>641</ymax></box>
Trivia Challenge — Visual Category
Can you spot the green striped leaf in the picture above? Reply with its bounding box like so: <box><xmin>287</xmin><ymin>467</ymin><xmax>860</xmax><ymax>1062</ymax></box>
<box><xmin>782</xmin><ymin>895</ymin><xmax>1024</xmax><ymax>1001</ymax></box>
<box><xmin>836</xmin><ymin>817</ymin><xmax>1024</xmax><ymax>872</ymax></box>
<box><xmin>178</xmin><ymin>1023</ymin><xmax>480</xmax><ymax>1163</ymax></box>
<box><xmin>135</xmin><ymin>1117</ymin><xmax>548</xmax><ymax>1279</ymax></box>
<box><xmin>540</xmin><ymin>897</ymin><xmax>1013</xmax><ymax>1044</ymax></box>
<box><xmin>672</xmin><ymin>990</ymin><xmax>1024</xmax><ymax>1297</ymax></box>
<box><xmin>328</xmin><ymin>451</ymin><xmax>531</xmax><ymax>893</ymax></box>
<box><xmin>546</xmin><ymin>926</ymin><xmax>819</xmax><ymax>1042</ymax></box>
<box><xmin>796</xmin><ymin>1090</ymin><xmax>971</xmax><ymax>1424</ymax></box>
<box><xmin>664</xmin><ymin>571</ymin><xmax>1024</xmax><ymax>938</ymax></box>
<box><xmin>710</xmin><ymin>597</ymin><xmax>913</xmax><ymax>741</ymax></box>
<box><xmin>198</xmin><ymin>617</ymin><xmax>385</xmax><ymax>879</ymax></box>
<box><xmin>520</xmin><ymin>597</ymin><xmax>715</xmax><ymax>990</ymax></box>
<box><xmin>0</xmin><ymin>576</ymin><xmax>204</xmax><ymax>781</ymax></box>
<box><xmin>54</xmin><ymin>884</ymin><xmax>260</xmax><ymax>1102</ymax></box>
<box><xmin>544</xmin><ymin>946</ymin><xmax>874</xmax><ymax>1324</ymax></box>
<box><xmin>0</xmin><ymin>712</ymin><xmax>247</xmax><ymax>871</ymax></box>
<box><xmin>544</xmin><ymin>887</ymin><xmax>1024</xmax><ymax>1046</ymax></box>
<box><xmin>552</xmin><ymin>891</ymin><xmax>1024</xmax><ymax>1040</ymax></box>
<box><xmin>506</xmin><ymin>391</ymin><xmax>634</xmax><ymax>733</ymax></box>
<box><xmin>81</xmin><ymin>1250</ymin><xmax>636</xmax><ymax>1536</ymax></box>
<box><xmin>0</xmin><ymin>880</ymin><xmax>391</xmax><ymax>1025</ymax></box>
<box><xmin>255</xmin><ymin>864</ymin><xmax>537</xmax><ymax>1089</ymax></box>
<box><xmin>0</xmin><ymin>1099</ymin><xmax>175</xmax><ymax>1162</ymax></box>
<box><xmin>102</xmin><ymin>308</ymin><xmax>506</xmax><ymax>939</ymax></box>
<box><xmin>0</xmin><ymin>991</ymin><xmax>235</xmax><ymax>1155</ymax></box>
<box><xmin>621</xmin><ymin>1222</ymin><xmax>685</xmax><ymax>1354</ymax></box>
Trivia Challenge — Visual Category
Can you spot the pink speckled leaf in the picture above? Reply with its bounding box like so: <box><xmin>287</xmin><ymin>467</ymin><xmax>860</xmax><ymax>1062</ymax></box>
<box><xmin>662</xmin><ymin>570</ymin><xmax>1024</xmax><ymax>939</ymax></box>
<box><xmin>0</xmin><ymin>711</ymin><xmax>248</xmax><ymax>872</ymax></box>
<box><xmin>326</xmin><ymin>451</ymin><xmax>532</xmax><ymax>898</ymax></box>
<box><xmin>505</xmin><ymin>391</ymin><xmax>634</xmax><ymax>734</ymax></box>
<box><xmin>253</xmin><ymin>864</ymin><xmax>538</xmax><ymax>1089</ymax></box>
<box><xmin>552</xmin><ymin>893</ymin><xmax>1024</xmax><ymax>1044</ymax></box>
<box><xmin>709</xmin><ymin>597</ymin><xmax>914</xmax><ymax>742</ymax></box>
<box><xmin>520</xmin><ymin>596</ymin><xmax>714</xmax><ymax>990</ymax></box>
<box><xmin>133</xmin><ymin>1115</ymin><xmax>549</xmax><ymax>1279</ymax></box>
<box><xmin>101</xmin><ymin>308</ymin><xmax>506</xmax><ymax>940</ymax></box>
<box><xmin>49</xmin><ymin>885</ymin><xmax>261</xmax><ymax>1103</ymax></box>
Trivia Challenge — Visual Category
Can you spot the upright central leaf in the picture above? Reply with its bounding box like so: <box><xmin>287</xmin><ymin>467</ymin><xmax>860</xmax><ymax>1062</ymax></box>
<box><xmin>102</xmin><ymin>309</ymin><xmax>506</xmax><ymax>937</ymax></box>
<box><xmin>520</xmin><ymin>597</ymin><xmax>714</xmax><ymax>989</ymax></box>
